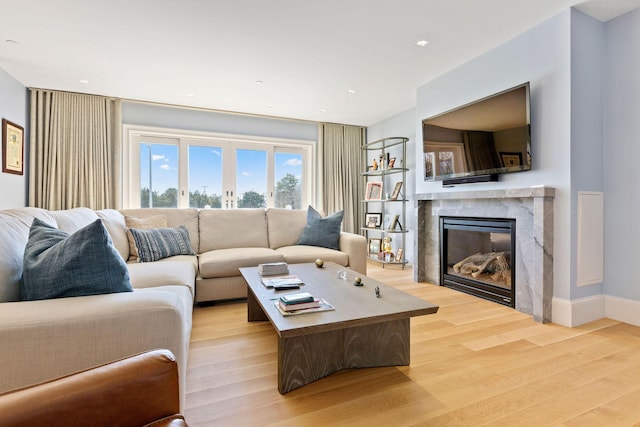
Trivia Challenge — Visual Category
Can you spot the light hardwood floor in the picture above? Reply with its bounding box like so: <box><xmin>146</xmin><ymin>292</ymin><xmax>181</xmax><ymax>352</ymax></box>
<box><xmin>185</xmin><ymin>262</ymin><xmax>640</xmax><ymax>426</ymax></box>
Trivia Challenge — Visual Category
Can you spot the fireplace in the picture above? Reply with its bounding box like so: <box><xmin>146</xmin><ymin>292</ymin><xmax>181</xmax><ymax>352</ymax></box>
<box><xmin>415</xmin><ymin>187</ymin><xmax>555</xmax><ymax>323</ymax></box>
<box><xmin>440</xmin><ymin>217</ymin><xmax>516</xmax><ymax>307</ymax></box>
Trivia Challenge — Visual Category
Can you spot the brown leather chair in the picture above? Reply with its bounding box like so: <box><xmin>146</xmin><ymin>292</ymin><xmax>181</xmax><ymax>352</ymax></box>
<box><xmin>0</xmin><ymin>349</ymin><xmax>187</xmax><ymax>427</ymax></box>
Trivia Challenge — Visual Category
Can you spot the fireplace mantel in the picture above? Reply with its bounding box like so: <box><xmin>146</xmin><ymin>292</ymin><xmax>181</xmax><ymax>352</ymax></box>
<box><xmin>414</xmin><ymin>186</ymin><xmax>555</xmax><ymax>322</ymax></box>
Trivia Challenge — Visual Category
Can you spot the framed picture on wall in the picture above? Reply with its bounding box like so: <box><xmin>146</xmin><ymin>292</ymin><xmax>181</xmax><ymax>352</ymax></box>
<box><xmin>2</xmin><ymin>119</ymin><xmax>24</xmax><ymax>175</ymax></box>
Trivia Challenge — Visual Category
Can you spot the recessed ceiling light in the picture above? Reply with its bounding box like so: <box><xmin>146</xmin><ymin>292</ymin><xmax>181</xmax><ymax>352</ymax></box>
<box><xmin>347</xmin><ymin>89</ymin><xmax>356</xmax><ymax>94</ymax></box>
<box><xmin>79</xmin><ymin>79</ymin><xmax>89</xmax><ymax>84</ymax></box>
<box><xmin>319</xmin><ymin>109</ymin><xmax>327</xmax><ymax>113</ymax></box>
<box><xmin>415</xmin><ymin>40</ymin><xmax>429</xmax><ymax>47</ymax></box>
<box><xmin>267</xmin><ymin>104</ymin><xmax>274</xmax><ymax>108</ymax></box>
<box><xmin>186</xmin><ymin>93</ymin><xmax>195</xmax><ymax>97</ymax></box>
<box><xmin>255</xmin><ymin>80</ymin><xmax>264</xmax><ymax>84</ymax></box>
<box><xmin>5</xmin><ymin>39</ymin><xmax>18</xmax><ymax>44</ymax></box>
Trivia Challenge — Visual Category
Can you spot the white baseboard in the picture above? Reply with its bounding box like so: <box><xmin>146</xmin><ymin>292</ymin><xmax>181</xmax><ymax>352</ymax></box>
<box><xmin>604</xmin><ymin>295</ymin><xmax>640</xmax><ymax>327</ymax></box>
<box><xmin>552</xmin><ymin>295</ymin><xmax>604</xmax><ymax>327</ymax></box>
<box><xmin>552</xmin><ymin>294</ymin><xmax>640</xmax><ymax>327</ymax></box>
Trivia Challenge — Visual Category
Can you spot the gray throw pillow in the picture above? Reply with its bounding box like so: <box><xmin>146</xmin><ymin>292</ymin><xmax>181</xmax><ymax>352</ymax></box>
<box><xmin>296</xmin><ymin>206</ymin><xmax>343</xmax><ymax>250</ymax></box>
<box><xmin>21</xmin><ymin>218</ymin><xmax>132</xmax><ymax>301</ymax></box>
<box><xmin>129</xmin><ymin>226</ymin><xmax>195</xmax><ymax>262</ymax></box>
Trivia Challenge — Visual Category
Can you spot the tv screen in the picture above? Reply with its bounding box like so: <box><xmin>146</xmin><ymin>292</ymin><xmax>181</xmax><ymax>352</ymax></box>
<box><xmin>422</xmin><ymin>82</ymin><xmax>531</xmax><ymax>183</ymax></box>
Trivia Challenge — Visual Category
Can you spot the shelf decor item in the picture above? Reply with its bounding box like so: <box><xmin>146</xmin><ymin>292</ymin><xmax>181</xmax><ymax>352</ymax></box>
<box><xmin>365</xmin><ymin>212</ymin><xmax>382</xmax><ymax>228</ymax></box>
<box><xmin>365</xmin><ymin>181</ymin><xmax>383</xmax><ymax>200</ymax></box>
<box><xmin>390</xmin><ymin>181</ymin><xmax>403</xmax><ymax>200</ymax></box>
<box><xmin>368</xmin><ymin>238</ymin><xmax>381</xmax><ymax>254</ymax></box>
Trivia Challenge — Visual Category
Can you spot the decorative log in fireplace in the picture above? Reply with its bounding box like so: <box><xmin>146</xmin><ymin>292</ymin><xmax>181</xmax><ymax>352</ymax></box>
<box><xmin>440</xmin><ymin>217</ymin><xmax>516</xmax><ymax>307</ymax></box>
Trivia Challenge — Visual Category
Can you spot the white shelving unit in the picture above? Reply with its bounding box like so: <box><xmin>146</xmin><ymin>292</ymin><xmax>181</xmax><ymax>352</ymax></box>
<box><xmin>361</xmin><ymin>137</ymin><xmax>409</xmax><ymax>269</ymax></box>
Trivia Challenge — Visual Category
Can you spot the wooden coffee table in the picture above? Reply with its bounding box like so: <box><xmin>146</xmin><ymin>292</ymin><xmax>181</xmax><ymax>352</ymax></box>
<box><xmin>239</xmin><ymin>262</ymin><xmax>439</xmax><ymax>393</ymax></box>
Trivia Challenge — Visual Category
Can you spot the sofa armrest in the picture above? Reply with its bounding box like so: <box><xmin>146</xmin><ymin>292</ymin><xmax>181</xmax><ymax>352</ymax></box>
<box><xmin>0</xmin><ymin>349</ymin><xmax>186</xmax><ymax>427</ymax></box>
<box><xmin>0</xmin><ymin>289</ymin><xmax>192</xmax><ymax>410</ymax></box>
<box><xmin>339</xmin><ymin>232</ymin><xmax>367</xmax><ymax>275</ymax></box>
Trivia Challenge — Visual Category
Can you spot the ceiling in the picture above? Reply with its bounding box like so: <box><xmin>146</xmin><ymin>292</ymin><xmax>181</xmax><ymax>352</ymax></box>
<box><xmin>0</xmin><ymin>0</ymin><xmax>638</xmax><ymax>126</ymax></box>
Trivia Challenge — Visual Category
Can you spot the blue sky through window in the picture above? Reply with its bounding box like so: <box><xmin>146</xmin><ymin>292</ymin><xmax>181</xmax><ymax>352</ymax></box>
<box><xmin>141</xmin><ymin>143</ymin><xmax>302</xmax><ymax>199</ymax></box>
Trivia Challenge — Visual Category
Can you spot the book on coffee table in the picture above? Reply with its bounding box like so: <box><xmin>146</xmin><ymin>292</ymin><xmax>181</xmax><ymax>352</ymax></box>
<box><xmin>261</xmin><ymin>275</ymin><xmax>304</xmax><ymax>289</ymax></box>
<box><xmin>273</xmin><ymin>298</ymin><xmax>334</xmax><ymax>317</ymax></box>
<box><xmin>258</xmin><ymin>262</ymin><xmax>289</xmax><ymax>276</ymax></box>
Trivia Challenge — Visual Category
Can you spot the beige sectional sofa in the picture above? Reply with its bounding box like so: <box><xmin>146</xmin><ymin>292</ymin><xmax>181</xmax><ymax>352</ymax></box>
<box><xmin>121</xmin><ymin>207</ymin><xmax>367</xmax><ymax>303</ymax></box>
<box><xmin>0</xmin><ymin>206</ymin><xmax>366</xmax><ymax>408</ymax></box>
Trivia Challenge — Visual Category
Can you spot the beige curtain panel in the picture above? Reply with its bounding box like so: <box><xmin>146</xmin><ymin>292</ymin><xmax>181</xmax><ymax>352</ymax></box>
<box><xmin>29</xmin><ymin>90</ymin><xmax>122</xmax><ymax>210</ymax></box>
<box><xmin>320</xmin><ymin>123</ymin><xmax>365</xmax><ymax>234</ymax></box>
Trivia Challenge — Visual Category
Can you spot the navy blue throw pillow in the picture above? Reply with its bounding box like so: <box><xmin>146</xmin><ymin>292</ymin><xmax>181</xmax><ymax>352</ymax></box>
<box><xmin>21</xmin><ymin>218</ymin><xmax>132</xmax><ymax>301</ymax></box>
<box><xmin>296</xmin><ymin>206</ymin><xmax>343</xmax><ymax>250</ymax></box>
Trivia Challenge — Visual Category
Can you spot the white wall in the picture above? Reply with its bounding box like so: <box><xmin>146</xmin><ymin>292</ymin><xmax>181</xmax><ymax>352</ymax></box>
<box><xmin>570</xmin><ymin>10</ymin><xmax>605</xmax><ymax>299</ymax></box>
<box><xmin>414</xmin><ymin>10</ymin><xmax>574</xmax><ymax>300</ymax></box>
<box><xmin>0</xmin><ymin>67</ymin><xmax>28</xmax><ymax>209</ymax></box>
<box><xmin>603</xmin><ymin>8</ymin><xmax>640</xmax><ymax>301</ymax></box>
<box><xmin>122</xmin><ymin>102</ymin><xmax>318</xmax><ymax>142</ymax></box>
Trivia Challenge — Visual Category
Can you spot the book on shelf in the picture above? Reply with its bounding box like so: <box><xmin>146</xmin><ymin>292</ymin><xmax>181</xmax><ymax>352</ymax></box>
<box><xmin>274</xmin><ymin>298</ymin><xmax>335</xmax><ymax>316</ymax></box>
<box><xmin>258</xmin><ymin>262</ymin><xmax>289</xmax><ymax>276</ymax></box>
<box><xmin>261</xmin><ymin>275</ymin><xmax>304</xmax><ymax>289</ymax></box>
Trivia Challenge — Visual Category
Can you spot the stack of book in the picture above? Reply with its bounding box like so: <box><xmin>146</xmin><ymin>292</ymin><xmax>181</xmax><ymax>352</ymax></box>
<box><xmin>258</xmin><ymin>262</ymin><xmax>289</xmax><ymax>276</ymax></box>
<box><xmin>275</xmin><ymin>292</ymin><xmax>334</xmax><ymax>316</ymax></box>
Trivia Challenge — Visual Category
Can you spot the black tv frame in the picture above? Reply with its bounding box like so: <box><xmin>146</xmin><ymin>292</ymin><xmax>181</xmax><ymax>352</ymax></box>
<box><xmin>442</xmin><ymin>174</ymin><xmax>499</xmax><ymax>187</ymax></box>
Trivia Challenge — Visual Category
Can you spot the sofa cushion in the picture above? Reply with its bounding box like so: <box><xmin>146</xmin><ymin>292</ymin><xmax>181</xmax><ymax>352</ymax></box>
<box><xmin>199</xmin><ymin>247</ymin><xmax>283</xmax><ymax>278</ymax></box>
<box><xmin>275</xmin><ymin>245</ymin><xmax>349</xmax><ymax>267</ymax></box>
<box><xmin>127</xmin><ymin>257</ymin><xmax>196</xmax><ymax>298</ymax></box>
<box><xmin>199</xmin><ymin>209</ymin><xmax>268</xmax><ymax>251</ymax></box>
<box><xmin>129</xmin><ymin>226</ymin><xmax>196</xmax><ymax>263</ymax></box>
<box><xmin>296</xmin><ymin>206</ymin><xmax>343</xmax><ymax>250</ymax></box>
<box><xmin>121</xmin><ymin>208</ymin><xmax>200</xmax><ymax>254</ymax></box>
<box><xmin>50</xmin><ymin>207</ymin><xmax>99</xmax><ymax>234</ymax></box>
<box><xmin>125</xmin><ymin>215</ymin><xmax>168</xmax><ymax>261</ymax></box>
<box><xmin>96</xmin><ymin>209</ymin><xmax>129</xmax><ymax>261</ymax></box>
<box><xmin>266</xmin><ymin>208</ymin><xmax>308</xmax><ymax>249</ymax></box>
<box><xmin>0</xmin><ymin>208</ymin><xmax>57</xmax><ymax>303</ymax></box>
<box><xmin>21</xmin><ymin>218</ymin><xmax>132</xmax><ymax>301</ymax></box>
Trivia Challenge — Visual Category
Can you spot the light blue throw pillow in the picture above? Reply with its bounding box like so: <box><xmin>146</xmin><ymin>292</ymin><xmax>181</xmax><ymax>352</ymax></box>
<box><xmin>21</xmin><ymin>218</ymin><xmax>132</xmax><ymax>301</ymax></box>
<box><xmin>129</xmin><ymin>226</ymin><xmax>195</xmax><ymax>262</ymax></box>
<box><xmin>296</xmin><ymin>206</ymin><xmax>344</xmax><ymax>250</ymax></box>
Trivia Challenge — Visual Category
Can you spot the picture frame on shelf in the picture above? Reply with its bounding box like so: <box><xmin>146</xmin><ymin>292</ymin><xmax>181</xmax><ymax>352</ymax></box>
<box><xmin>395</xmin><ymin>248</ymin><xmax>404</xmax><ymax>262</ymax></box>
<box><xmin>387</xmin><ymin>157</ymin><xmax>397</xmax><ymax>168</ymax></box>
<box><xmin>365</xmin><ymin>212</ymin><xmax>382</xmax><ymax>228</ymax></box>
<box><xmin>383</xmin><ymin>214</ymin><xmax>393</xmax><ymax>230</ymax></box>
<box><xmin>2</xmin><ymin>119</ymin><xmax>24</xmax><ymax>175</ymax></box>
<box><xmin>365</xmin><ymin>181</ymin><xmax>383</xmax><ymax>200</ymax></box>
<box><xmin>388</xmin><ymin>214</ymin><xmax>400</xmax><ymax>231</ymax></box>
<box><xmin>368</xmin><ymin>238</ymin><xmax>381</xmax><ymax>254</ymax></box>
<box><xmin>390</xmin><ymin>181</ymin><xmax>403</xmax><ymax>200</ymax></box>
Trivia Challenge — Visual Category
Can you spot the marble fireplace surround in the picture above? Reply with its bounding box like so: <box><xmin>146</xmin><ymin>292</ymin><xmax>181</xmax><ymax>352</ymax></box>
<box><xmin>414</xmin><ymin>187</ymin><xmax>555</xmax><ymax>323</ymax></box>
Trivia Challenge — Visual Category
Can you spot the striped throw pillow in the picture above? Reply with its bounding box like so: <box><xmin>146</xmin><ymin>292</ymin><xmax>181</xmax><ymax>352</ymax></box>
<box><xmin>129</xmin><ymin>226</ymin><xmax>195</xmax><ymax>262</ymax></box>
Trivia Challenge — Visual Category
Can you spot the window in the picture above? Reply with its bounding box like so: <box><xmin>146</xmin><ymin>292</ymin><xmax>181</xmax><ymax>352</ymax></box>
<box><xmin>125</xmin><ymin>126</ymin><xmax>314</xmax><ymax>209</ymax></box>
<box><xmin>274</xmin><ymin>150</ymin><xmax>303</xmax><ymax>209</ymax></box>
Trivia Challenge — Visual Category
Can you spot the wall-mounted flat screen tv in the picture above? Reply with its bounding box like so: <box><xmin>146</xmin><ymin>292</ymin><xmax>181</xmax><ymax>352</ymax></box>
<box><xmin>422</xmin><ymin>82</ymin><xmax>531</xmax><ymax>185</ymax></box>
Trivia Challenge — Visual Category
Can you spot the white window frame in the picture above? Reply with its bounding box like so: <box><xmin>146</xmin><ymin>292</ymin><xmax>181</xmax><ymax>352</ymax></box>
<box><xmin>123</xmin><ymin>125</ymin><xmax>315</xmax><ymax>209</ymax></box>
